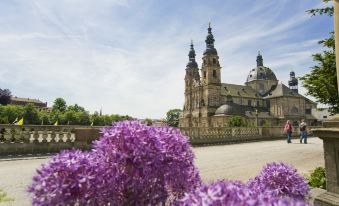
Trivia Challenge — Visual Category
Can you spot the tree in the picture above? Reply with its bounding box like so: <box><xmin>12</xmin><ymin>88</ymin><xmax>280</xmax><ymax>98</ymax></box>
<box><xmin>91</xmin><ymin>112</ymin><xmax>106</xmax><ymax>126</ymax></box>
<box><xmin>0</xmin><ymin>89</ymin><xmax>11</xmax><ymax>105</ymax></box>
<box><xmin>143</xmin><ymin>118</ymin><xmax>153</xmax><ymax>125</ymax></box>
<box><xmin>300</xmin><ymin>0</ymin><xmax>338</xmax><ymax>114</ymax></box>
<box><xmin>39</xmin><ymin>111</ymin><xmax>50</xmax><ymax>125</ymax></box>
<box><xmin>67</xmin><ymin>104</ymin><xmax>85</xmax><ymax>112</ymax></box>
<box><xmin>228</xmin><ymin>116</ymin><xmax>247</xmax><ymax>127</ymax></box>
<box><xmin>166</xmin><ymin>109</ymin><xmax>182</xmax><ymax>127</ymax></box>
<box><xmin>23</xmin><ymin>103</ymin><xmax>40</xmax><ymax>125</ymax></box>
<box><xmin>52</xmin><ymin>98</ymin><xmax>67</xmax><ymax>113</ymax></box>
<box><xmin>0</xmin><ymin>105</ymin><xmax>24</xmax><ymax>124</ymax></box>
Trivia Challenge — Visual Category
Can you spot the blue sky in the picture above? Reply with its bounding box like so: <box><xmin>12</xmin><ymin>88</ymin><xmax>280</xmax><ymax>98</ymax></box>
<box><xmin>0</xmin><ymin>0</ymin><xmax>334</xmax><ymax>118</ymax></box>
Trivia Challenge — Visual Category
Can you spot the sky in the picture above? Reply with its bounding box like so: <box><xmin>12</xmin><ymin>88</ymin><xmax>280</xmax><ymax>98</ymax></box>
<box><xmin>0</xmin><ymin>0</ymin><xmax>334</xmax><ymax>119</ymax></box>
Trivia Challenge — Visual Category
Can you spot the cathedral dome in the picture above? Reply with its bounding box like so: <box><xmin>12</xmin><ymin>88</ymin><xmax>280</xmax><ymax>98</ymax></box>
<box><xmin>215</xmin><ymin>103</ymin><xmax>243</xmax><ymax>116</ymax></box>
<box><xmin>246</xmin><ymin>66</ymin><xmax>277</xmax><ymax>82</ymax></box>
<box><xmin>246</xmin><ymin>52</ymin><xmax>277</xmax><ymax>82</ymax></box>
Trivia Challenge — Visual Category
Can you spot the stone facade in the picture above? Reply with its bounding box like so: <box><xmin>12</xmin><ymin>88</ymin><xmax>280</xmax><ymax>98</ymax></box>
<box><xmin>179</xmin><ymin>25</ymin><xmax>317</xmax><ymax>128</ymax></box>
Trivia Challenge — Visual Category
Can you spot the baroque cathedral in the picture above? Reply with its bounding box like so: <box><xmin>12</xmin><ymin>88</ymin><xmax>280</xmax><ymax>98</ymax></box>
<box><xmin>179</xmin><ymin>25</ymin><xmax>317</xmax><ymax>128</ymax></box>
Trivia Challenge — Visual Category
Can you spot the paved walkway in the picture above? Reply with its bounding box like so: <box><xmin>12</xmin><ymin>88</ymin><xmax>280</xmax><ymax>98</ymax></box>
<box><xmin>194</xmin><ymin>137</ymin><xmax>324</xmax><ymax>183</ymax></box>
<box><xmin>0</xmin><ymin>138</ymin><xmax>324</xmax><ymax>206</ymax></box>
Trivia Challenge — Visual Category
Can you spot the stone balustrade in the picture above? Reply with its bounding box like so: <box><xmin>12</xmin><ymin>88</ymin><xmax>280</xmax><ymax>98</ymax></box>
<box><xmin>180</xmin><ymin>126</ymin><xmax>322</xmax><ymax>145</ymax></box>
<box><xmin>0</xmin><ymin>124</ymin><xmax>323</xmax><ymax>155</ymax></box>
<box><xmin>0</xmin><ymin>124</ymin><xmax>101</xmax><ymax>156</ymax></box>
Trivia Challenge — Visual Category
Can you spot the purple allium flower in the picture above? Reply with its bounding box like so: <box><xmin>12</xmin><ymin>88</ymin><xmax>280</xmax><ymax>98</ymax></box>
<box><xmin>93</xmin><ymin>120</ymin><xmax>201</xmax><ymax>205</ymax></box>
<box><xmin>28</xmin><ymin>150</ymin><xmax>102</xmax><ymax>206</ymax></box>
<box><xmin>173</xmin><ymin>180</ymin><xmax>310</xmax><ymax>206</ymax></box>
<box><xmin>247</xmin><ymin>162</ymin><xmax>310</xmax><ymax>200</ymax></box>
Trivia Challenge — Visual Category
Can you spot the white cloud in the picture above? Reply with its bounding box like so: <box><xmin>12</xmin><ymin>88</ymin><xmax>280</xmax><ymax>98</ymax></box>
<box><xmin>0</xmin><ymin>0</ymin><xmax>332</xmax><ymax>118</ymax></box>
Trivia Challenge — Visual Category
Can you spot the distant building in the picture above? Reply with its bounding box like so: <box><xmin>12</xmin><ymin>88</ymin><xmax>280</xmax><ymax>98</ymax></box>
<box><xmin>179</xmin><ymin>24</ymin><xmax>317</xmax><ymax>128</ymax></box>
<box><xmin>312</xmin><ymin>108</ymin><xmax>334</xmax><ymax>122</ymax></box>
<box><xmin>153</xmin><ymin>119</ymin><xmax>167</xmax><ymax>127</ymax></box>
<box><xmin>10</xmin><ymin>96</ymin><xmax>48</xmax><ymax>109</ymax></box>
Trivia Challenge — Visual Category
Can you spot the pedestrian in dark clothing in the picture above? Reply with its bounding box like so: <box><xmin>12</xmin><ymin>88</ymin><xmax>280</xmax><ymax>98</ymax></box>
<box><xmin>299</xmin><ymin>119</ymin><xmax>307</xmax><ymax>144</ymax></box>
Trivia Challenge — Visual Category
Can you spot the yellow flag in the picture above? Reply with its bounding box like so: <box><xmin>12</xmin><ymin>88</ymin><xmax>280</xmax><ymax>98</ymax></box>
<box><xmin>17</xmin><ymin>118</ymin><xmax>24</xmax><ymax>126</ymax></box>
<box><xmin>54</xmin><ymin>121</ymin><xmax>58</xmax><ymax>126</ymax></box>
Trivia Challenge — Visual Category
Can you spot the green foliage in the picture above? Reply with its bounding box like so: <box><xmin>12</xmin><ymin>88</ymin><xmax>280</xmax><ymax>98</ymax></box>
<box><xmin>307</xmin><ymin>167</ymin><xmax>326</xmax><ymax>189</ymax></box>
<box><xmin>228</xmin><ymin>116</ymin><xmax>247</xmax><ymax>127</ymax></box>
<box><xmin>23</xmin><ymin>103</ymin><xmax>40</xmax><ymax>125</ymax></box>
<box><xmin>0</xmin><ymin>189</ymin><xmax>14</xmax><ymax>202</ymax></box>
<box><xmin>301</xmin><ymin>1</ymin><xmax>338</xmax><ymax>114</ymax></box>
<box><xmin>0</xmin><ymin>105</ymin><xmax>24</xmax><ymax>124</ymax></box>
<box><xmin>0</xmin><ymin>88</ymin><xmax>11</xmax><ymax>105</ymax></box>
<box><xmin>143</xmin><ymin>118</ymin><xmax>153</xmax><ymax>125</ymax></box>
<box><xmin>52</xmin><ymin>97</ymin><xmax>67</xmax><ymax>113</ymax></box>
<box><xmin>67</xmin><ymin>104</ymin><xmax>85</xmax><ymax>112</ymax></box>
<box><xmin>166</xmin><ymin>109</ymin><xmax>182</xmax><ymax>127</ymax></box>
<box><xmin>39</xmin><ymin>111</ymin><xmax>50</xmax><ymax>125</ymax></box>
<box><xmin>306</xmin><ymin>0</ymin><xmax>333</xmax><ymax>16</ymax></box>
<box><xmin>0</xmin><ymin>97</ymin><xmax>133</xmax><ymax>126</ymax></box>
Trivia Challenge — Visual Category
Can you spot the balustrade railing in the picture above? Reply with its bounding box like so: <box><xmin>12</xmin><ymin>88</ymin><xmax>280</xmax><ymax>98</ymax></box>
<box><xmin>0</xmin><ymin>124</ymin><xmax>101</xmax><ymax>156</ymax></box>
<box><xmin>0</xmin><ymin>125</ymin><xmax>77</xmax><ymax>144</ymax></box>
<box><xmin>180</xmin><ymin>126</ymin><xmax>322</xmax><ymax>145</ymax></box>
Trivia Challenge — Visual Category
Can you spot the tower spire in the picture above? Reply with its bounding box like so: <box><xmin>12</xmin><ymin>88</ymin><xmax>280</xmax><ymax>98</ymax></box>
<box><xmin>256</xmin><ymin>51</ymin><xmax>263</xmax><ymax>66</ymax></box>
<box><xmin>187</xmin><ymin>41</ymin><xmax>198</xmax><ymax>68</ymax></box>
<box><xmin>204</xmin><ymin>23</ymin><xmax>217</xmax><ymax>55</ymax></box>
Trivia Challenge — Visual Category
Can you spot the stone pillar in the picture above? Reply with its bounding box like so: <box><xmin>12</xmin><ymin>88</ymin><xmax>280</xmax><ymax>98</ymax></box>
<box><xmin>313</xmin><ymin>1</ymin><xmax>339</xmax><ymax>205</ymax></box>
<box><xmin>335</xmin><ymin>0</ymin><xmax>339</xmax><ymax>91</ymax></box>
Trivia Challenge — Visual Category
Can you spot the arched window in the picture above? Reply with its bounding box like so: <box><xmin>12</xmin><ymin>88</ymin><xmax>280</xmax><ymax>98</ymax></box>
<box><xmin>213</xmin><ymin>70</ymin><xmax>216</xmax><ymax>78</ymax></box>
<box><xmin>213</xmin><ymin>58</ymin><xmax>216</xmax><ymax>64</ymax></box>
<box><xmin>291</xmin><ymin>107</ymin><xmax>298</xmax><ymax>113</ymax></box>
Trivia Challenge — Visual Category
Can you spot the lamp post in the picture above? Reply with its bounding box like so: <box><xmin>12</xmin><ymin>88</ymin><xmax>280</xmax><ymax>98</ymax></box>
<box><xmin>255</xmin><ymin>109</ymin><xmax>258</xmax><ymax>127</ymax></box>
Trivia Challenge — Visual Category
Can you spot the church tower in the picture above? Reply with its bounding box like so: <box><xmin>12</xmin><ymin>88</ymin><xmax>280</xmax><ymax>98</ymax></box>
<box><xmin>183</xmin><ymin>41</ymin><xmax>200</xmax><ymax>125</ymax></box>
<box><xmin>200</xmin><ymin>23</ymin><xmax>221</xmax><ymax>118</ymax></box>
<box><xmin>288</xmin><ymin>71</ymin><xmax>298</xmax><ymax>93</ymax></box>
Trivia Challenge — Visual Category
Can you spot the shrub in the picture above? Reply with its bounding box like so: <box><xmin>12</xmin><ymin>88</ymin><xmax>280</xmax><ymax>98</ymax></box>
<box><xmin>307</xmin><ymin>167</ymin><xmax>326</xmax><ymax>189</ymax></box>
<box><xmin>247</xmin><ymin>162</ymin><xmax>309</xmax><ymax>200</ymax></box>
<box><xmin>173</xmin><ymin>180</ymin><xmax>310</xmax><ymax>206</ymax></box>
<box><xmin>0</xmin><ymin>189</ymin><xmax>14</xmax><ymax>203</ymax></box>
<box><xmin>228</xmin><ymin>116</ymin><xmax>247</xmax><ymax>127</ymax></box>
<box><xmin>29</xmin><ymin>121</ymin><xmax>201</xmax><ymax>205</ymax></box>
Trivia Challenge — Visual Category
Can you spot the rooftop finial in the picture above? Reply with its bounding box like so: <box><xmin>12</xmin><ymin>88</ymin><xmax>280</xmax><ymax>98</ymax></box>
<box><xmin>256</xmin><ymin>51</ymin><xmax>263</xmax><ymax>66</ymax></box>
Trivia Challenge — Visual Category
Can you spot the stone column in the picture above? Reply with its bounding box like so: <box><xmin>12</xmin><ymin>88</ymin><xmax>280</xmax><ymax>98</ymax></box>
<box><xmin>313</xmin><ymin>1</ymin><xmax>339</xmax><ymax>205</ymax></box>
<box><xmin>335</xmin><ymin>0</ymin><xmax>339</xmax><ymax>91</ymax></box>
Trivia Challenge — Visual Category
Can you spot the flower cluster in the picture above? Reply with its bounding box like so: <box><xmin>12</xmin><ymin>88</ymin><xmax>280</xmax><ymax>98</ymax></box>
<box><xmin>173</xmin><ymin>162</ymin><xmax>310</xmax><ymax>206</ymax></box>
<box><xmin>173</xmin><ymin>180</ymin><xmax>310</xmax><ymax>206</ymax></box>
<box><xmin>247</xmin><ymin>162</ymin><xmax>310</xmax><ymax>200</ymax></box>
<box><xmin>28</xmin><ymin>150</ymin><xmax>102</xmax><ymax>205</ymax></box>
<box><xmin>28</xmin><ymin>121</ymin><xmax>201</xmax><ymax>206</ymax></box>
<box><xmin>92</xmin><ymin>121</ymin><xmax>201</xmax><ymax>205</ymax></box>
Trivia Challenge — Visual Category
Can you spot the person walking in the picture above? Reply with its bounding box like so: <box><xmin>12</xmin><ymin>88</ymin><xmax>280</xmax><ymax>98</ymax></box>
<box><xmin>299</xmin><ymin>119</ymin><xmax>307</xmax><ymax>144</ymax></box>
<box><xmin>284</xmin><ymin>120</ymin><xmax>293</xmax><ymax>144</ymax></box>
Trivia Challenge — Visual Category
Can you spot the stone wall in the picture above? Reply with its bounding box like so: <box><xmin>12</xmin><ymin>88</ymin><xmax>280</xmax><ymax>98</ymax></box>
<box><xmin>180</xmin><ymin>126</ymin><xmax>321</xmax><ymax>145</ymax></box>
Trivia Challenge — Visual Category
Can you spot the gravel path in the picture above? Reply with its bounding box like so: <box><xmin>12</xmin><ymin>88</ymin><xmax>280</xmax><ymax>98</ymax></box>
<box><xmin>0</xmin><ymin>137</ymin><xmax>324</xmax><ymax>205</ymax></box>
